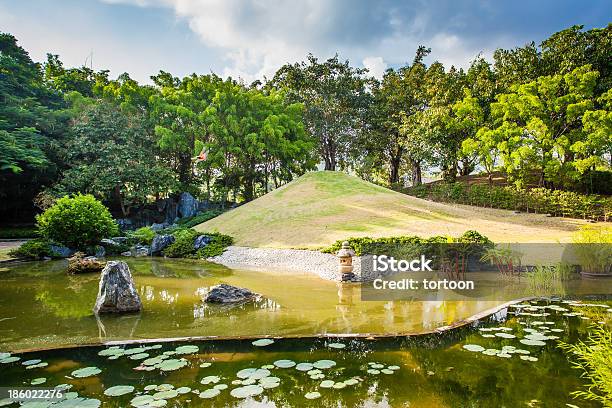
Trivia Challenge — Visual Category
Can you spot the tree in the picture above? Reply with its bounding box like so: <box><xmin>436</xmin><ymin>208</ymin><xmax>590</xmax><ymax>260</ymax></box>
<box><xmin>271</xmin><ymin>54</ymin><xmax>370</xmax><ymax>171</ymax></box>
<box><xmin>51</xmin><ymin>99</ymin><xmax>176</xmax><ymax>217</ymax></box>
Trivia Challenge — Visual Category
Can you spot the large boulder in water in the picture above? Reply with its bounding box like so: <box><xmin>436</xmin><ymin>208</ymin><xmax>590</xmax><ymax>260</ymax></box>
<box><xmin>150</xmin><ymin>234</ymin><xmax>175</xmax><ymax>255</ymax></box>
<box><xmin>177</xmin><ymin>192</ymin><xmax>199</xmax><ymax>219</ymax></box>
<box><xmin>203</xmin><ymin>283</ymin><xmax>257</xmax><ymax>304</ymax></box>
<box><xmin>93</xmin><ymin>261</ymin><xmax>142</xmax><ymax>314</ymax></box>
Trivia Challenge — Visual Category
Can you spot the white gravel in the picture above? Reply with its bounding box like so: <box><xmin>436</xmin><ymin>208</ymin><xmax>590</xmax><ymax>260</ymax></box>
<box><xmin>208</xmin><ymin>246</ymin><xmax>374</xmax><ymax>281</ymax></box>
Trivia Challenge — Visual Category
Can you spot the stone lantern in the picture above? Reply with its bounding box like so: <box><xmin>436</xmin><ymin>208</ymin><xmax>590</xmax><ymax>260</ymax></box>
<box><xmin>336</xmin><ymin>241</ymin><xmax>355</xmax><ymax>281</ymax></box>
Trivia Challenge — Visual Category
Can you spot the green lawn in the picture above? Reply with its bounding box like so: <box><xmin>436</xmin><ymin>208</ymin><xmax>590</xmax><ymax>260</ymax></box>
<box><xmin>196</xmin><ymin>171</ymin><xmax>602</xmax><ymax>249</ymax></box>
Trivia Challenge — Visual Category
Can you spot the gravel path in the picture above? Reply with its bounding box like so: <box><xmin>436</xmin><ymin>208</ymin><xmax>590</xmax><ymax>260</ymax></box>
<box><xmin>208</xmin><ymin>246</ymin><xmax>372</xmax><ymax>281</ymax></box>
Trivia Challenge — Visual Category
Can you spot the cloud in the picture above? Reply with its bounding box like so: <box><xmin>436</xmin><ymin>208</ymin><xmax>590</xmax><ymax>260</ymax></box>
<box><xmin>362</xmin><ymin>56</ymin><xmax>387</xmax><ymax>79</ymax></box>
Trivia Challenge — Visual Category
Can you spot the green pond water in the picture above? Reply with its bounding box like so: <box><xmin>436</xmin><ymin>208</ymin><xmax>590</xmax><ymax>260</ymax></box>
<box><xmin>0</xmin><ymin>298</ymin><xmax>610</xmax><ymax>407</ymax></box>
<box><xmin>0</xmin><ymin>258</ymin><xmax>521</xmax><ymax>351</ymax></box>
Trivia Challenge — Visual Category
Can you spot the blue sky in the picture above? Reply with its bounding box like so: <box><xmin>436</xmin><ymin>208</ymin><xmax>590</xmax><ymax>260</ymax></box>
<box><xmin>1</xmin><ymin>0</ymin><xmax>610</xmax><ymax>83</ymax></box>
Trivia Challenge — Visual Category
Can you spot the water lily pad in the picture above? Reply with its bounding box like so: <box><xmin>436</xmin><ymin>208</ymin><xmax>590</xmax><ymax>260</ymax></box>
<box><xmin>104</xmin><ymin>385</ymin><xmax>135</xmax><ymax>396</ymax></box>
<box><xmin>176</xmin><ymin>386</ymin><xmax>191</xmax><ymax>394</ymax></box>
<box><xmin>129</xmin><ymin>353</ymin><xmax>149</xmax><ymax>360</ymax></box>
<box><xmin>495</xmin><ymin>333</ymin><xmax>516</xmax><ymax>339</ymax></box>
<box><xmin>213</xmin><ymin>384</ymin><xmax>228</xmax><ymax>390</ymax></box>
<box><xmin>0</xmin><ymin>353</ymin><xmax>10</xmax><ymax>360</ymax></box>
<box><xmin>199</xmin><ymin>388</ymin><xmax>220</xmax><ymax>399</ymax></box>
<box><xmin>387</xmin><ymin>365</ymin><xmax>400</xmax><ymax>370</ymax></box>
<box><xmin>153</xmin><ymin>390</ymin><xmax>178</xmax><ymax>399</ymax></box>
<box><xmin>496</xmin><ymin>353</ymin><xmax>512</xmax><ymax>358</ymax></box>
<box><xmin>310</xmin><ymin>373</ymin><xmax>325</xmax><ymax>380</ymax></box>
<box><xmin>157</xmin><ymin>384</ymin><xmax>174</xmax><ymax>391</ymax></box>
<box><xmin>124</xmin><ymin>347</ymin><xmax>147</xmax><ymax>355</ymax></box>
<box><xmin>237</xmin><ymin>368</ymin><xmax>258</xmax><ymax>378</ymax></box>
<box><xmin>261</xmin><ymin>364</ymin><xmax>275</xmax><ymax>369</ymax></box>
<box><xmin>520</xmin><ymin>339</ymin><xmax>546</xmax><ymax>346</ymax></box>
<box><xmin>320</xmin><ymin>380</ymin><xmax>335</xmax><ymax>388</ymax></box>
<box><xmin>370</xmin><ymin>363</ymin><xmax>384</xmax><ymax>369</ymax></box>
<box><xmin>305</xmin><ymin>392</ymin><xmax>321</xmax><ymax>400</ymax></box>
<box><xmin>313</xmin><ymin>360</ymin><xmax>336</xmax><ymax>369</ymax></box>
<box><xmin>482</xmin><ymin>349</ymin><xmax>499</xmax><ymax>356</ymax></box>
<box><xmin>26</xmin><ymin>362</ymin><xmax>48</xmax><ymax>369</ymax></box>
<box><xmin>175</xmin><ymin>345</ymin><xmax>199</xmax><ymax>355</ymax></box>
<box><xmin>0</xmin><ymin>356</ymin><xmax>20</xmax><ymax>364</ymax></box>
<box><xmin>31</xmin><ymin>377</ymin><xmax>46</xmax><ymax>385</ymax></box>
<box><xmin>241</xmin><ymin>378</ymin><xmax>257</xmax><ymax>385</ymax></box>
<box><xmin>230</xmin><ymin>385</ymin><xmax>264</xmax><ymax>398</ymax></box>
<box><xmin>199</xmin><ymin>362</ymin><xmax>212</xmax><ymax>368</ymax></box>
<box><xmin>381</xmin><ymin>368</ymin><xmax>394</xmax><ymax>374</ymax></box>
<box><xmin>71</xmin><ymin>367</ymin><xmax>101</xmax><ymax>378</ymax></box>
<box><xmin>252</xmin><ymin>339</ymin><xmax>274</xmax><ymax>347</ymax></box>
<box><xmin>462</xmin><ymin>344</ymin><xmax>485</xmax><ymax>352</ymax></box>
<box><xmin>520</xmin><ymin>355</ymin><xmax>539</xmax><ymax>362</ymax></box>
<box><xmin>201</xmin><ymin>375</ymin><xmax>221</xmax><ymax>385</ymax></box>
<box><xmin>296</xmin><ymin>363</ymin><xmax>314</xmax><ymax>371</ymax></box>
<box><xmin>157</xmin><ymin>359</ymin><xmax>187</xmax><ymax>371</ymax></box>
<box><xmin>332</xmin><ymin>382</ymin><xmax>346</xmax><ymax>389</ymax></box>
<box><xmin>22</xmin><ymin>359</ymin><xmax>42</xmax><ymax>366</ymax></box>
<box><xmin>143</xmin><ymin>357</ymin><xmax>164</xmax><ymax>366</ymax></box>
<box><xmin>367</xmin><ymin>369</ymin><xmax>380</xmax><ymax>374</ymax></box>
<box><xmin>131</xmin><ymin>395</ymin><xmax>155</xmax><ymax>407</ymax></box>
<box><xmin>344</xmin><ymin>378</ymin><xmax>359</xmax><ymax>385</ymax></box>
<box><xmin>328</xmin><ymin>343</ymin><xmax>346</xmax><ymax>349</ymax></box>
<box><xmin>481</xmin><ymin>334</ymin><xmax>495</xmax><ymax>338</ymax></box>
<box><xmin>249</xmin><ymin>369</ymin><xmax>271</xmax><ymax>380</ymax></box>
<box><xmin>148</xmin><ymin>400</ymin><xmax>167</xmax><ymax>407</ymax></box>
<box><xmin>273</xmin><ymin>359</ymin><xmax>296</xmax><ymax>368</ymax></box>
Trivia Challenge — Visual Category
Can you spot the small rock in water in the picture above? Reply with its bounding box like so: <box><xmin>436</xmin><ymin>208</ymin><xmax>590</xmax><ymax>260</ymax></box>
<box><xmin>67</xmin><ymin>252</ymin><xmax>105</xmax><ymax>274</ymax></box>
<box><xmin>93</xmin><ymin>261</ymin><xmax>142</xmax><ymax>313</ymax></box>
<box><xmin>203</xmin><ymin>283</ymin><xmax>258</xmax><ymax>304</ymax></box>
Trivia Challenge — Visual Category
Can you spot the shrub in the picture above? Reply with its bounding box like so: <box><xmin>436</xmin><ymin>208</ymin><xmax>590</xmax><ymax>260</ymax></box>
<box><xmin>36</xmin><ymin>194</ymin><xmax>119</xmax><ymax>250</ymax></box>
<box><xmin>558</xmin><ymin>326</ymin><xmax>612</xmax><ymax>406</ymax></box>
<box><xmin>131</xmin><ymin>226</ymin><xmax>156</xmax><ymax>245</ymax></box>
<box><xmin>572</xmin><ymin>225</ymin><xmax>612</xmax><ymax>274</ymax></box>
<box><xmin>163</xmin><ymin>229</ymin><xmax>199</xmax><ymax>258</ymax></box>
<box><xmin>402</xmin><ymin>182</ymin><xmax>612</xmax><ymax>222</ymax></box>
<box><xmin>176</xmin><ymin>210</ymin><xmax>224</xmax><ymax>228</ymax></box>
<box><xmin>163</xmin><ymin>228</ymin><xmax>233</xmax><ymax>259</ymax></box>
<box><xmin>8</xmin><ymin>239</ymin><xmax>55</xmax><ymax>259</ymax></box>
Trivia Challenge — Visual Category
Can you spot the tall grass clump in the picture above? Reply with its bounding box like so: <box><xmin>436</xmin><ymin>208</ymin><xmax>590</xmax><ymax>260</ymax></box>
<box><xmin>572</xmin><ymin>225</ymin><xmax>612</xmax><ymax>274</ymax></box>
<box><xmin>558</xmin><ymin>326</ymin><xmax>612</xmax><ymax>407</ymax></box>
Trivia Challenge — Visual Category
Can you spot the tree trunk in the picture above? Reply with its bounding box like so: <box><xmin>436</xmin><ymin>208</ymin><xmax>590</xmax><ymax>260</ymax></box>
<box><xmin>388</xmin><ymin>145</ymin><xmax>403</xmax><ymax>185</ymax></box>
<box><xmin>410</xmin><ymin>160</ymin><xmax>422</xmax><ymax>186</ymax></box>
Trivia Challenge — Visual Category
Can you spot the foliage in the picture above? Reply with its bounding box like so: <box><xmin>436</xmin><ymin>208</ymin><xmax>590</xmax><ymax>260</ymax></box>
<box><xmin>0</xmin><ymin>227</ymin><xmax>37</xmax><ymax>239</ymax></box>
<box><xmin>558</xmin><ymin>326</ymin><xmax>612</xmax><ymax>406</ymax></box>
<box><xmin>176</xmin><ymin>210</ymin><xmax>224</xmax><ymax>228</ymax></box>
<box><xmin>8</xmin><ymin>238</ymin><xmax>55</xmax><ymax>259</ymax></box>
<box><xmin>36</xmin><ymin>194</ymin><xmax>119</xmax><ymax>250</ymax></box>
<box><xmin>572</xmin><ymin>225</ymin><xmax>612</xmax><ymax>273</ymax></box>
<box><xmin>480</xmin><ymin>246</ymin><xmax>523</xmax><ymax>276</ymax></box>
<box><xmin>51</xmin><ymin>99</ymin><xmax>176</xmax><ymax>217</ymax></box>
<box><xmin>405</xmin><ymin>182</ymin><xmax>612</xmax><ymax>221</ymax></box>
<box><xmin>271</xmin><ymin>54</ymin><xmax>370</xmax><ymax>172</ymax></box>
<box><xmin>130</xmin><ymin>226</ymin><xmax>156</xmax><ymax>245</ymax></box>
<box><xmin>322</xmin><ymin>230</ymin><xmax>492</xmax><ymax>256</ymax></box>
<box><xmin>163</xmin><ymin>228</ymin><xmax>232</xmax><ymax>258</ymax></box>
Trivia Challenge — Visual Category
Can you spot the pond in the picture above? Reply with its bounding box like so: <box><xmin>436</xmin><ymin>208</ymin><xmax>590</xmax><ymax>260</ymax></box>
<box><xmin>0</xmin><ymin>298</ymin><xmax>610</xmax><ymax>407</ymax></box>
<box><xmin>0</xmin><ymin>257</ymin><xmax>514</xmax><ymax>351</ymax></box>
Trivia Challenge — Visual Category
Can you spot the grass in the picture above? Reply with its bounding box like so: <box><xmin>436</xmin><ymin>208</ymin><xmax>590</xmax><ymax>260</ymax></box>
<box><xmin>195</xmin><ymin>171</ymin><xmax>606</xmax><ymax>249</ymax></box>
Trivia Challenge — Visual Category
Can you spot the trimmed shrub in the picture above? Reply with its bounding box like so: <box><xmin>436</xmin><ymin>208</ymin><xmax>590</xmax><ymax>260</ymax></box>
<box><xmin>36</xmin><ymin>194</ymin><xmax>119</xmax><ymax>250</ymax></box>
<box><xmin>163</xmin><ymin>228</ymin><xmax>233</xmax><ymax>259</ymax></box>
<box><xmin>131</xmin><ymin>226</ymin><xmax>156</xmax><ymax>245</ymax></box>
<box><xmin>8</xmin><ymin>239</ymin><xmax>55</xmax><ymax>259</ymax></box>
<box><xmin>403</xmin><ymin>182</ymin><xmax>611</xmax><ymax>221</ymax></box>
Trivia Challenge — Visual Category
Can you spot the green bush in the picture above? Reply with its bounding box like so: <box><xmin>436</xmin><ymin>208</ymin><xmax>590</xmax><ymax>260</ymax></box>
<box><xmin>8</xmin><ymin>239</ymin><xmax>55</xmax><ymax>259</ymax></box>
<box><xmin>131</xmin><ymin>226</ymin><xmax>156</xmax><ymax>245</ymax></box>
<box><xmin>163</xmin><ymin>229</ymin><xmax>199</xmax><ymax>258</ymax></box>
<box><xmin>0</xmin><ymin>227</ymin><xmax>37</xmax><ymax>239</ymax></box>
<box><xmin>36</xmin><ymin>194</ymin><xmax>119</xmax><ymax>250</ymax></box>
<box><xmin>403</xmin><ymin>182</ymin><xmax>612</xmax><ymax>221</ymax></box>
<box><xmin>163</xmin><ymin>228</ymin><xmax>233</xmax><ymax>259</ymax></box>
<box><xmin>176</xmin><ymin>210</ymin><xmax>224</xmax><ymax>228</ymax></box>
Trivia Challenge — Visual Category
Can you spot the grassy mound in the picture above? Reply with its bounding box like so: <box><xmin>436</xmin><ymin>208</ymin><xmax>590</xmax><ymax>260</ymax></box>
<box><xmin>195</xmin><ymin>171</ymin><xmax>600</xmax><ymax>249</ymax></box>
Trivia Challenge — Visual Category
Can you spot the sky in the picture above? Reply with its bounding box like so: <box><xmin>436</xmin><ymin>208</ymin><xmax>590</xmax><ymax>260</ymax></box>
<box><xmin>0</xmin><ymin>0</ymin><xmax>610</xmax><ymax>84</ymax></box>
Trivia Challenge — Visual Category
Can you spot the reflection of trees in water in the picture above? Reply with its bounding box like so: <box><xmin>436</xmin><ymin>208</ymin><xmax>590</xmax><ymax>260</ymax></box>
<box><xmin>126</xmin><ymin>257</ymin><xmax>234</xmax><ymax>279</ymax></box>
<box><xmin>34</xmin><ymin>273</ymin><xmax>99</xmax><ymax>319</ymax></box>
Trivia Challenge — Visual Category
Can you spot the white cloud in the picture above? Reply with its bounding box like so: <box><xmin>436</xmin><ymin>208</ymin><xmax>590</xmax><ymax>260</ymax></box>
<box><xmin>362</xmin><ymin>56</ymin><xmax>387</xmax><ymax>79</ymax></box>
